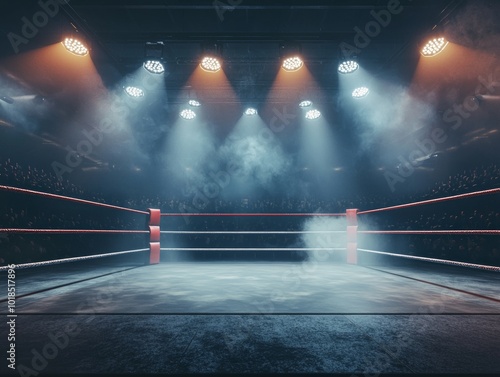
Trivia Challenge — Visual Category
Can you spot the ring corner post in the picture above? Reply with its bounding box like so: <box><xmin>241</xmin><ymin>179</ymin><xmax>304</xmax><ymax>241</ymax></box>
<box><xmin>148</xmin><ymin>208</ymin><xmax>161</xmax><ymax>265</ymax></box>
<box><xmin>346</xmin><ymin>209</ymin><xmax>358</xmax><ymax>265</ymax></box>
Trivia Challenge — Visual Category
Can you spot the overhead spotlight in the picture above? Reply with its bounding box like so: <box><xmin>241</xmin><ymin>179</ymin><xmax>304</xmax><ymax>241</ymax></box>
<box><xmin>200</xmin><ymin>42</ymin><xmax>222</xmax><ymax>72</ymax></box>
<box><xmin>421</xmin><ymin>37</ymin><xmax>449</xmax><ymax>57</ymax></box>
<box><xmin>352</xmin><ymin>86</ymin><xmax>369</xmax><ymax>99</ymax></box>
<box><xmin>143</xmin><ymin>60</ymin><xmax>165</xmax><ymax>74</ymax></box>
<box><xmin>180</xmin><ymin>108</ymin><xmax>196</xmax><ymax>120</ymax></box>
<box><xmin>0</xmin><ymin>96</ymin><xmax>14</xmax><ymax>104</ymax></box>
<box><xmin>338</xmin><ymin>60</ymin><xmax>358</xmax><ymax>74</ymax></box>
<box><xmin>188</xmin><ymin>99</ymin><xmax>201</xmax><ymax>107</ymax></box>
<box><xmin>200</xmin><ymin>56</ymin><xmax>221</xmax><ymax>72</ymax></box>
<box><xmin>62</xmin><ymin>37</ymin><xmax>88</xmax><ymax>56</ymax></box>
<box><xmin>124</xmin><ymin>86</ymin><xmax>144</xmax><ymax>98</ymax></box>
<box><xmin>282</xmin><ymin>56</ymin><xmax>303</xmax><ymax>72</ymax></box>
<box><xmin>244</xmin><ymin>107</ymin><xmax>258</xmax><ymax>116</ymax></box>
<box><xmin>473</xmin><ymin>94</ymin><xmax>500</xmax><ymax>102</ymax></box>
<box><xmin>143</xmin><ymin>41</ymin><xmax>165</xmax><ymax>74</ymax></box>
<box><xmin>305</xmin><ymin>109</ymin><xmax>321</xmax><ymax>120</ymax></box>
<box><xmin>280</xmin><ymin>41</ymin><xmax>303</xmax><ymax>72</ymax></box>
<box><xmin>299</xmin><ymin>100</ymin><xmax>313</xmax><ymax>108</ymax></box>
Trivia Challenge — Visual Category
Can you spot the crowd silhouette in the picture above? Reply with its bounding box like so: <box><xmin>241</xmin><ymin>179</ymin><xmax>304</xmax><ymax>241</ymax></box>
<box><xmin>1</xmin><ymin>159</ymin><xmax>498</xmax><ymax>266</ymax></box>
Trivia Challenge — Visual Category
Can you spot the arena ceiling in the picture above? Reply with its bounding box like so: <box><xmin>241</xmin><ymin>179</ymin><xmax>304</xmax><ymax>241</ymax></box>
<box><xmin>4</xmin><ymin>0</ymin><xmax>461</xmax><ymax>103</ymax></box>
<box><xmin>0</xmin><ymin>0</ymin><xmax>499</xmax><ymax>189</ymax></box>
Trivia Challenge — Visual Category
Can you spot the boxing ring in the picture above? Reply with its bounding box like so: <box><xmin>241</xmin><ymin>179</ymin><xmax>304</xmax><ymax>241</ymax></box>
<box><xmin>1</xmin><ymin>184</ymin><xmax>500</xmax><ymax>374</ymax></box>
<box><xmin>0</xmin><ymin>184</ymin><xmax>499</xmax><ymax>310</ymax></box>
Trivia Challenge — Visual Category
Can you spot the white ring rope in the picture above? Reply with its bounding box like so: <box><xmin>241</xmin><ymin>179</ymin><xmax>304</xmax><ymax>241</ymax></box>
<box><xmin>358</xmin><ymin>230</ymin><xmax>499</xmax><ymax>235</ymax></box>
<box><xmin>358</xmin><ymin>248</ymin><xmax>500</xmax><ymax>272</ymax></box>
<box><xmin>0</xmin><ymin>248</ymin><xmax>149</xmax><ymax>271</ymax></box>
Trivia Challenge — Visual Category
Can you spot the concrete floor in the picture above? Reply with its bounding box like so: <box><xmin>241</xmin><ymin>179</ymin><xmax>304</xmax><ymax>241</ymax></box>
<box><xmin>1</xmin><ymin>258</ymin><xmax>499</xmax><ymax>374</ymax></box>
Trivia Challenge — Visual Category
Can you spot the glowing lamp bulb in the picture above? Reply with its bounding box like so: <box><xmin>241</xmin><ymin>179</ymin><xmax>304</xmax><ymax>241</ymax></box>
<box><xmin>244</xmin><ymin>108</ymin><xmax>258</xmax><ymax>116</ymax></box>
<box><xmin>352</xmin><ymin>86</ymin><xmax>369</xmax><ymax>99</ymax></box>
<box><xmin>338</xmin><ymin>60</ymin><xmax>358</xmax><ymax>74</ymax></box>
<box><xmin>282</xmin><ymin>56</ymin><xmax>303</xmax><ymax>72</ymax></box>
<box><xmin>180</xmin><ymin>108</ymin><xmax>196</xmax><ymax>120</ymax></box>
<box><xmin>143</xmin><ymin>60</ymin><xmax>165</xmax><ymax>74</ymax></box>
<box><xmin>299</xmin><ymin>100</ymin><xmax>312</xmax><ymax>108</ymax></box>
<box><xmin>124</xmin><ymin>86</ymin><xmax>144</xmax><ymax>98</ymax></box>
<box><xmin>200</xmin><ymin>56</ymin><xmax>221</xmax><ymax>72</ymax></box>
<box><xmin>421</xmin><ymin>37</ymin><xmax>449</xmax><ymax>57</ymax></box>
<box><xmin>305</xmin><ymin>109</ymin><xmax>321</xmax><ymax>120</ymax></box>
<box><xmin>62</xmin><ymin>38</ymin><xmax>88</xmax><ymax>56</ymax></box>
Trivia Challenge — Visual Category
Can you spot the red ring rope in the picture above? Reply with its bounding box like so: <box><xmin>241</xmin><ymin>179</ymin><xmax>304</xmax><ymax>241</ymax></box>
<box><xmin>160</xmin><ymin>247</ymin><xmax>346</xmax><ymax>252</ymax></box>
<box><xmin>159</xmin><ymin>230</ymin><xmax>346</xmax><ymax>234</ymax></box>
<box><xmin>358</xmin><ymin>188</ymin><xmax>499</xmax><ymax>215</ymax></box>
<box><xmin>161</xmin><ymin>212</ymin><xmax>346</xmax><ymax>217</ymax></box>
<box><xmin>0</xmin><ymin>185</ymin><xmax>149</xmax><ymax>215</ymax></box>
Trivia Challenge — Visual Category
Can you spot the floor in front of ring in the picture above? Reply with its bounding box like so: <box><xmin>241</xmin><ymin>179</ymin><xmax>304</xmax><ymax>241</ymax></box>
<box><xmin>0</xmin><ymin>259</ymin><xmax>499</xmax><ymax>374</ymax></box>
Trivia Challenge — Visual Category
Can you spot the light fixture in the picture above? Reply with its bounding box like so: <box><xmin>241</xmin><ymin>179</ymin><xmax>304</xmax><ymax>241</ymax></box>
<box><xmin>143</xmin><ymin>60</ymin><xmax>165</xmax><ymax>74</ymax></box>
<box><xmin>62</xmin><ymin>37</ymin><xmax>88</xmax><ymax>56</ymax></box>
<box><xmin>143</xmin><ymin>42</ymin><xmax>166</xmax><ymax>74</ymax></box>
<box><xmin>180</xmin><ymin>108</ymin><xmax>196</xmax><ymax>120</ymax></box>
<box><xmin>299</xmin><ymin>100</ymin><xmax>312</xmax><ymax>108</ymax></box>
<box><xmin>0</xmin><ymin>96</ymin><xmax>14</xmax><ymax>104</ymax></box>
<box><xmin>200</xmin><ymin>56</ymin><xmax>221</xmax><ymax>72</ymax></box>
<box><xmin>244</xmin><ymin>107</ymin><xmax>258</xmax><ymax>116</ymax></box>
<box><xmin>305</xmin><ymin>109</ymin><xmax>321</xmax><ymax>120</ymax></box>
<box><xmin>200</xmin><ymin>42</ymin><xmax>222</xmax><ymax>72</ymax></box>
<box><xmin>352</xmin><ymin>86</ymin><xmax>369</xmax><ymax>99</ymax></box>
<box><xmin>124</xmin><ymin>86</ymin><xmax>144</xmax><ymax>98</ymax></box>
<box><xmin>421</xmin><ymin>37</ymin><xmax>449</xmax><ymax>57</ymax></box>
<box><xmin>188</xmin><ymin>99</ymin><xmax>201</xmax><ymax>107</ymax></box>
<box><xmin>280</xmin><ymin>42</ymin><xmax>303</xmax><ymax>72</ymax></box>
<box><xmin>338</xmin><ymin>60</ymin><xmax>358</xmax><ymax>74</ymax></box>
<box><xmin>282</xmin><ymin>56</ymin><xmax>303</xmax><ymax>72</ymax></box>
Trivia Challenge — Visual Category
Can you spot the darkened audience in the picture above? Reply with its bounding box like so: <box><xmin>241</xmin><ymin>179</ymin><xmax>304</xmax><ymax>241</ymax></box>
<box><xmin>1</xmin><ymin>159</ymin><xmax>498</xmax><ymax>266</ymax></box>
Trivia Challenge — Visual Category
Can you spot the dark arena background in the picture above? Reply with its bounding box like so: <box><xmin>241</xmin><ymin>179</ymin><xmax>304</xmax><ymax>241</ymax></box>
<box><xmin>0</xmin><ymin>0</ymin><xmax>499</xmax><ymax>376</ymax></box>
